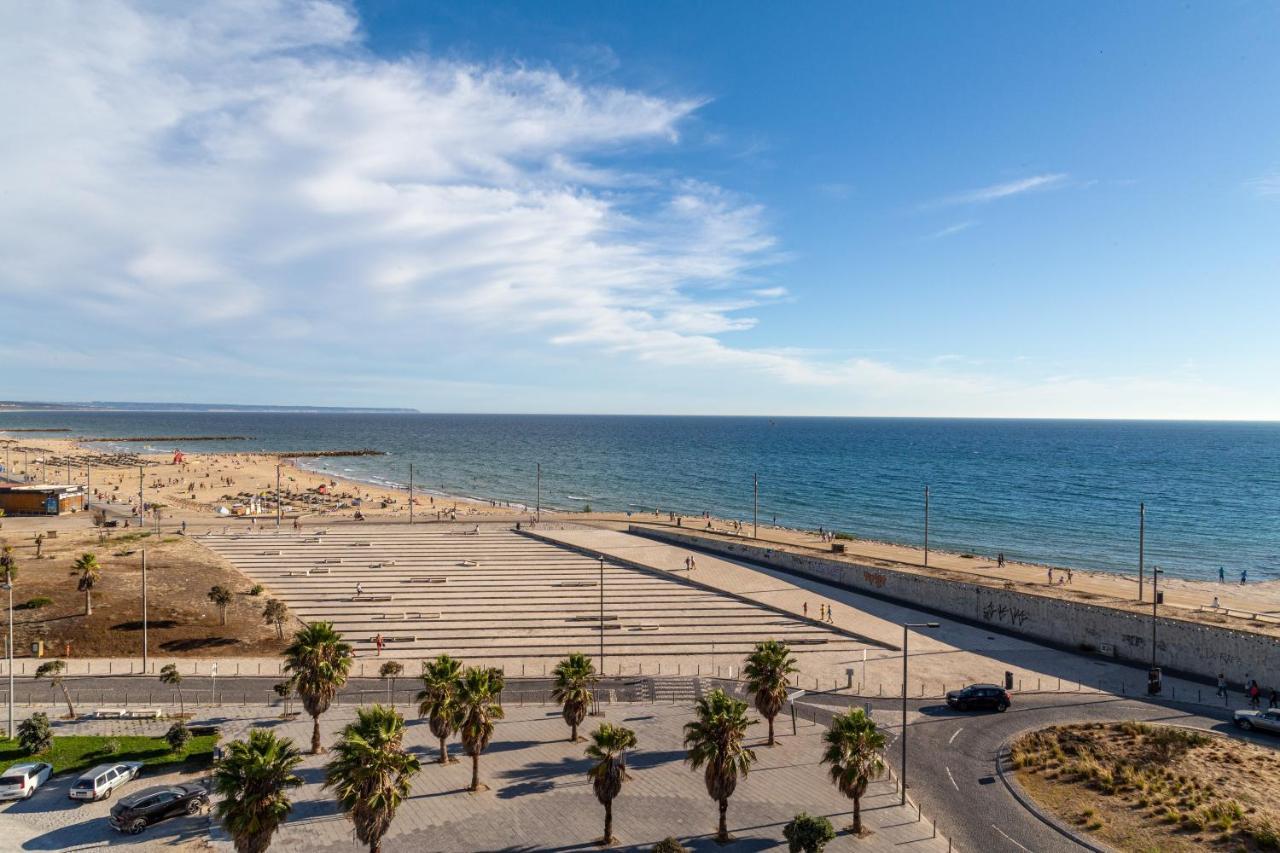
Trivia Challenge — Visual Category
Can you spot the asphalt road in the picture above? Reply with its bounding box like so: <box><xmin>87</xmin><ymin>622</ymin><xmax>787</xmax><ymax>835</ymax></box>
<box><xmin>798</xmin><ymin>690</ymin><xmax>1278</xmax><ymax>853</ymax></box>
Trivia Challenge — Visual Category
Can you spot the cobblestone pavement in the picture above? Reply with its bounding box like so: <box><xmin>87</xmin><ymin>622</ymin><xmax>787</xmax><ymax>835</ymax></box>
<box><xmin>200</xmin><ymin>699</ymin><xmax>950</xmax><ymax>853</ymax></box>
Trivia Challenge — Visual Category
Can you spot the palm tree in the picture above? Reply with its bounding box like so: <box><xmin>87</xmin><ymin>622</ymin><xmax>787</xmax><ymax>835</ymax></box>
<box><xmin>379</xmin><ymin>661</ymin><xmax>404</xmax><ymax>703</ymax></box>
<box><xmin>586</xmin><ymin>722</ymin><xmax>637</xmax><ymax>845</ymax></box>
<box><xmin>263</xmin><ymin>599</ymin><xmax>289</xmax><ymax>639</ymax></box>
<box><xmin>160</xmin><ymin>663</ymin><xmax>185</xmax><ymax>716</ymax></box>
<box><xmin>456</xmin><ymin>666</ymin><xmax>505</xmax><ymax>792</ymax></box>
<box><xmin>324</xmin><ymin>705</ymin><xmax>421</xmax><ymax>853</ymax></box>
<box><xmin>214</xmin><ymin>728</ymin><xmax>304</xmax><ymax>853</ymax></box>
<box><xmin>72</xmin><ymin>552</ymin><xmax>101</xmax><ymax>615</ymax></box>
<box><xmin>742</xmin><ymin>640</ymin><xmax>798</xmax><ymax>746</ymax></box>
<box><xmin>283</xmin><ymin>622</ymin><xmax>354</xmax><ymax>754</ymax></box>
<box><xmin>820</xmin><ymin>708</ymin><xmax>886</xmax><ymax>835</ymax></box>
<box><xmin>34</xmin><ymin>533</ymin><xmax>44</xmax><ymax>558</ymax></box>
<box><xmin>552</xmin><ymin>652</ymin><xmax>598</xmax><ymax>742</ymax></box>
<box><xmin>1</xmin><ymin>544</ymin><xmax>17</xmax><ymax>582</ymax></box>
<box><xmin>415</xmin><ymin>654</ymin><xmax>463</xmax><ymax>764</ymax></box>
<box><xmin>208</xmin><ymin>585</ymin><xmax>234</xmax><ymax>626</ymax></box>
<box><xmin>35</xmin><ymin>660</ymin><xmax>75</xmax><ymax>719</ymax></box>
<box><xmin>684</xmin><ymin>688</ymin><xmax>757</xmax><ymax>844</ymax></box>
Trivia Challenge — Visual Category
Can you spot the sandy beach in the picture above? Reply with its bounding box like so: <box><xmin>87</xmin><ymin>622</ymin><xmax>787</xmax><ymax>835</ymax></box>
<box><xmin>4</xmin><ymin>431</ymin><xmax>1279</xmax><ymax>639</ymax></box>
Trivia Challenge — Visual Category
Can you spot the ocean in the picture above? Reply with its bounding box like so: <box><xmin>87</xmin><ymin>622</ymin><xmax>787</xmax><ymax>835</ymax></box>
<box><xmin>2</xmin><ymin>411</ymin><xmax>1277</xmax><ymax>582</ymax></box>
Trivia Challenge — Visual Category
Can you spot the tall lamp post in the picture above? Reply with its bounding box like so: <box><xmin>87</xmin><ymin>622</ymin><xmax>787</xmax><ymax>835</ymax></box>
<box><xmin>1148</xmin><ymin>565</ymin><xmax>1164</xmax><ymax>694</ymax></box>
<box><xmin>901</xmin><ymin>621</ymin><xmax>939</xmax><ymax>805</ymax></box>
<box><xmin>137</xmin><ymin>466</ymin><xmax>144</xmax><ymax>527</ymax></box>
<box><xmin>598</xmin><ymin>556</ymin><xmax>606</xmax><ymax>674</ymax></box>
<box><xmin>141</xmin><ymin>549</ymin><xmax>149</xmax><ymax>674</ymax></box>
<box><xmin>275</xmin><ymin>463</ymin><xmax>282</xmax><ymax>529</ymax></box>
<box><xmin>4</xmin><ymin>569</ymin><xmax>13</xmax><ymax>739</ymax></box>
<box><xmin>536</xmin><ymin>463</ymin><xmax>542</xmax><ymax>524</ymax></box>
<box><xmin>408</xmin><ymin>463</ymin><xmax>414</xmax><ymax>526</ymax></box>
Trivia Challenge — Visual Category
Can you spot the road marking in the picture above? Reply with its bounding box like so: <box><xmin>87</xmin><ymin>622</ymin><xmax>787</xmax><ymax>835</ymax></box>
<box><xmin>991</xmin><ymin>824</ymin><xmax>1033</xmax><ymax>852</ymax></box>
<box><xmin>948</xmin><ymin>727</ymin><xmax>964</xmax><ymax>744</ymax></box>
<box><xmin>945</xmin><ymin>766</ymin><xmax>959</xmax><ymax>791</ymax></box>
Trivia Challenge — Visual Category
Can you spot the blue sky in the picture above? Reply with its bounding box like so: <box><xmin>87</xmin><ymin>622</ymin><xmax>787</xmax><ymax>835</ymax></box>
<box><xmin>2</xmin><ymin>1</ymin><xmax>1278</xmax><ymax>417</ymax></box>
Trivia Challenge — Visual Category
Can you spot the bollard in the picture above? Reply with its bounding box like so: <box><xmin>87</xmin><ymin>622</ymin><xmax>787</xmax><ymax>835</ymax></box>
<box><xmin>109</xmin><ymin>661</ymin><xmax>113</xmax><ymax>674</ymax></box>
<box><xmin>124</xmin><ymin>691</ymin><xmax>128</xmax><ymax>706</ymax></box>
<box><xmin>258</xmin><ymin>663</ymin><xmax>262</xmax><ymax>675</ymax></box>
<box><xmin>677</xmin><ymin>663</ymin><xmax>681</xmax><ymax>675</ymax></box>
<box><xmin>917</xmin><ymin>802</ymin><xmax>921</xmax><ymax>822</ymax></box>
<box><xmin>1037</xmin><ymin>677</ymin><xmax>1041</xmax><ymax>691</ymax></box>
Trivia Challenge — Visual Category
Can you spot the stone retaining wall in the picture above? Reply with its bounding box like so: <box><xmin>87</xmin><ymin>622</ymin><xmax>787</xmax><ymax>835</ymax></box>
<box><xmin>630</xmin><ymin>526</ymin><xmax>1280</xmax><ymax>685</ymax></box>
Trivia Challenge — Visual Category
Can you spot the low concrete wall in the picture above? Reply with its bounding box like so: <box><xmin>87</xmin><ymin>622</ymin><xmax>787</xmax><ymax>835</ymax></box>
<box><xmin>630</xmin><ymin>526</ymin><xmax>1280</xmax><ymax>685</ymax></box>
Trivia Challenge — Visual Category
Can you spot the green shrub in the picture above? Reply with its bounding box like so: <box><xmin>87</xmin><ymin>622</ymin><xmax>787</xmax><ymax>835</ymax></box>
<box><xmin>652</xmin><ymin>839</ymin><xmax>688</xmax><ymax>853</ymax></box>
<box><xmin>17</xmin><ymin>712</ymin><xmax>52</xmax><ymax>754</ymax></box>
<box><xmin>19</xmin><ymin>596</ymin><xmax>53</xmax><ymax>610</ymax></box>
<box><xmin>248</xmin><ymin>584</ymin><xmax>264</xmax><ymax>596</ymax></box>
<box><xmin>1250</xmin><ymin>819</ymin><xmax>1280</xmax><ymax>850</ymax></box>
<box><xmin>165</xmin><ymin>722</ymin><xmax>191</xmax><ymax>752</ymax></box>
<box><xmin>784</xmin><ymin>813</ymin><xmax>836</xmax><ymax>853</ymax></box>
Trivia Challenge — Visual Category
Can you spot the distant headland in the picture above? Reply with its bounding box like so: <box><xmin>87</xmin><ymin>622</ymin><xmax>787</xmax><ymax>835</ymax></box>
<box><xmin>0</xmin><ymin>400</ymin><xmax>419</xmax><ymax>414</ymax></box>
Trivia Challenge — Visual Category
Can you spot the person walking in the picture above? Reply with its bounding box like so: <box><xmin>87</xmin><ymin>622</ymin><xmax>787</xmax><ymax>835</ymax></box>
<box><xmin>1249</xmin><ymin>680</ymin><xmax>1262</xmax><ymax>709</ymax></box>
<box><xmin>1219</xmin><ymin>566</ymin><xmax>1225</xmax><ymax>583</ymax></box>
<box><xmin>355</xmin><ymin>582</ymin><xmax>364</xmax><ymax>598</ymax></box>
<box><xmin>375</xmin><ymin>633</ymin><xmax>384</xmax><ymax>657</ymax></box>
<box><xmin>1216</xmin><ymin>673</ymin><xmax>1228</xmax><ymax>699</ymax></box>
<box><xmin>689</xmin><ymin>556</ymin><xmax>696</xmax><ymax>572</ymax></box>
<box><xmin>997</xmin><ymin>552</ymin><xmax>1005</xmax><ymax>568</ymax></box>
<box><xmin>1047</xmin><ymin>567</ymin><xmax>1053</xmax><ymax>584</ymax></box>
<box><xmin>1269</xmin><ymin>687</ymin><xmax>1278</xmax><ymax>709</ymax></box>
<box><xmin>803</xmin><ymin>602</ymin><xmax>808</xmax><ymax>617</ymax></box>
<box><xmin>1066</xmin><ymin>568</ymin><xmax>1073</xmax><ymax>584</ymax></box>
<box><xmin>1241</xmin><ymin>570</ymin><xmax>1248</xmax><ymax>585</ymax></box>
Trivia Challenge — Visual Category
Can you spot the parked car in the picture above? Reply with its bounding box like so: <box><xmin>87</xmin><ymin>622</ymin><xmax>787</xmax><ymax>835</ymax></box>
<box><xmin>0</xmin><ymin>763</ymin><xmax>53</xmax><ymax>800</ymax></box>
<box><xmin>68</xmin><ymin>762</ymin><xmax>142</xmax><ymax>801</ymax></box>
<box><xmin>1234</xmin><ymin>708</ymin><xmax>1280</xmax><ymax>734</ymax></box>
<box><xmin>946</xmin><ymin>683</ymin><xmax>1011</xmax><ymax>712</ymax></box>
<box><xmin>108</xmin><ymin>784</ymin><xmax>209</xmax><ymax>834</ymax></box>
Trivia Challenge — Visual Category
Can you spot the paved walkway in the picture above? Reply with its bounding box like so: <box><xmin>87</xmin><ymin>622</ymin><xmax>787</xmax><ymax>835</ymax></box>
<box><xmin>204</xmin><ymin>700</ymin><xmax>952</xmax><ymax>852</ymax></box>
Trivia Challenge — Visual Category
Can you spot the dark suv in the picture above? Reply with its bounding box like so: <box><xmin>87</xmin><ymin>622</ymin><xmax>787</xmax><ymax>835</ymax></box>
<box><xmin>946</xmin><ymin>683</ymin><xmax>1011</xmax><ymax>712</ymax></box>
<box><xmin>108</xmin><ymin>784</ymin><xmax>209</xmax><ymax>834</ymax></box>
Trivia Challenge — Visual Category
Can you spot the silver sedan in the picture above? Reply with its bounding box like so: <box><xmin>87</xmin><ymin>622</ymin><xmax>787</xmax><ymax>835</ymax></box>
<box><xmin>1234</xmin><ymin>708</ymin><xmax>1280</xmax><ymax>734</ymax></box>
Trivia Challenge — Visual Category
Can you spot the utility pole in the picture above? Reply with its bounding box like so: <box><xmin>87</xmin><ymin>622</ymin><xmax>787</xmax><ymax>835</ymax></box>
<box><xmin>66</xmin><ymin>461</ymin><xmax>71</xmax><ymax>484</ymax></box>
<box><xmin>753</xmin><ymin>473</ymin><xmax>759</xmax><ymax>539</ymax></box>
<box><xmin>1149</xmin><ymin>566</ymin><xmax>1163</xmax><ymax>694</ymax></box>
<box><xmin>141</xmin><ymin>550</ymin><xmax>149</xmax><ymax>673</ymax></box>
<box><xmin>408</xmin><ymin>463</ymin><xmax>414</xmax><ymax>526</ymax></box>
<box><xmin>599</xmin><ymin>556</ymin><xmax>605</xmax><ymax>673</ymax></box>
<box><xmin>138</xmin><ymin>465</ymin><xmax>144</xmax><ymax>527</ymax></box>
<box><xmin>5</xmin><ymin>567</ymin><xmax>14</xmax><ymax>739</ymax></box>
<box><xmin>1138</xmin><ymin>502</ymin><xmax>1145</xmax><ymax>603</ymax></box>
<box><xmin>901</xmin><ymin>622</ymin><xmax>939</xmax><ymax>805</ymax></box>
<box><xmin>86</xmin><ymin>463</ymin><xmax>91</xmax><ymax>506</ymax></box>
<box><xmin>923</xmin><ymin>486</ymin><xmax>930</xmax><ymax>567</ymax></box>
<box><xmin>275</xmin><ymin>464</ymin><xmax>282</xmax><ymax>529</ymax></box>
<box><xmin>536</xmin><ymin>463</ymin><xmax>541</xmax><ymax>523</ymax></box>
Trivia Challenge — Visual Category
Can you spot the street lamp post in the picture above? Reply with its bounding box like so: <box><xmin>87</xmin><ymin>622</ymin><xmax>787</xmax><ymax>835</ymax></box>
<box><xmin>599</xmin><ymin>556</ymin><xmax>606</xmax><ymax>674</ymax></box>
<box><xmin>901</xmin><ymin>621</ymin><xmax>939</xmax><ymax>805</ymax></box>
<box><xmin>408</xmin><ymin>463</ymin><xmax>414</xmax><ymax>526</ymax></box>
<box><xmin>275</xmin><ymin>464</ymin><xmax>282</xmax><ymax>529</ymax></box>
<box><xmin>137</xmin><ymin>466</ymin><xmax>144</xmax><ymax>527</ymax></box>
<box><xmin>536</xmin><ymin>463</ymin><xmax>541</xmax><ymax>523</ymax></box>
<box><xmin>5</xmin><ymin>572</ymin><xmax>13</xmax><ymax>739</ymax></box>
<box><xmin>141</xmin><ymin>549</ymin><xmax>149</xmax><ymax>674</ymax></box>
<box><xmin>923</xmin><ymin>486</ymin><xmax>930</xmax><ymax>568</ymax></box>
<box><xmin>1149</xmin><ymin>566</ymin><xmax>1164</xmax><ymax>693</ymax></box>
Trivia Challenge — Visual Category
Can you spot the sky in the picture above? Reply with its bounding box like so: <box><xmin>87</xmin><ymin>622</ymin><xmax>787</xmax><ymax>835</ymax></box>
<box><xmin>2</xmin><ymin>0</ymin><xmax>1278</xmax><ymax>418</ymax></box>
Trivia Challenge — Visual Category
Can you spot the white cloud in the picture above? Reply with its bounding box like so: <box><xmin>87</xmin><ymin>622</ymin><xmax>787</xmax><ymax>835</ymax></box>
<box><xmin>927</xmin><ymin>173</ymin><xmax>1069</xmax><ymax>207</ymax></box>
<box><xmin>925</xmin><ymin>220</ymin><xmax>978</xmax><ymax>239</ymax></box>
<box><xmin>1249</xmin><ymin>171</ymin><xmax>1280</xmax><ymax>196</ymax></box>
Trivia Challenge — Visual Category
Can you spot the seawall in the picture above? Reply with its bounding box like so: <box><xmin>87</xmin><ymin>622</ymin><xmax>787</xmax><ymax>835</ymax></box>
<box><xmin>628</xmin><ymin>526</ymin><xmax>1280</xmax><ymax>686</ymax></box>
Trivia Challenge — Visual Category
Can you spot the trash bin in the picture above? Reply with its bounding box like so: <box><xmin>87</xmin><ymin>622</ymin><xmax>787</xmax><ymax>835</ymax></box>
<box><xmin>1147</xmin><ymin>667</ymin><xmax>1162</xmax><ymax>695</ymax></box>
<box><xmin>832</xmin><ymin>543</ymin><xmax>846</xmax><ymax>554</ymax></box>
<box><xmin>30</xmin><ymin>640</ymin><xmax>44</xmax><ymax>658</ymax></box>
<box><xmin>1004</xmin><ymin>671</ymin><xmax>1014</xmax><ymax>690</ymax></box>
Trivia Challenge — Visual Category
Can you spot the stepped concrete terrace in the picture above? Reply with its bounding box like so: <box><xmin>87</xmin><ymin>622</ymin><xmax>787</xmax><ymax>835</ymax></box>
<box><xmin>198</xmin><ymin>523</ymin><xmax>879</xmax><ymax>672</ymax></box>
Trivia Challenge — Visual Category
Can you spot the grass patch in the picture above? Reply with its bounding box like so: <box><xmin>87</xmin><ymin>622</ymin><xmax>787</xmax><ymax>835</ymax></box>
<box><xmin>0</xmin><ymin>733</ymin><xmax>217</xmax><ymax>777</ymax></box>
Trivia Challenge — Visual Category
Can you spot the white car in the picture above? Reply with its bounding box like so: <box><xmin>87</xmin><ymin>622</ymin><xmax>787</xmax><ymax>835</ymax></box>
<box><xmin>1235</xmin><ymin>708</ymin><xmax>1280</xmax><ymax>734</ymax></box>
<box><xmin>0</xmin><ymin>763</ymin><xmax>53</xmax><ymax>800</ymax></box>
<box><xmin>68</xmin><ymin>762</ymin><xmax>143</xmax><ymax>801</ymax></box>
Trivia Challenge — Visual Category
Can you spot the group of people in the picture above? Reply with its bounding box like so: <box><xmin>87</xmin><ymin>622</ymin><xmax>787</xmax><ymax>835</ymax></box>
<box><xmin>803</xmin><ymin>601</ymin><xmax>835</xmax><ymax>624</ymax></box>
<box><xmin>1217</xmin><ymin>566</ymin><xmax>1248</xmax><ymax>584</ymax></box>
<box><xmin>1046</xmin><ymin>566</ymin><xmax>1073</xmax><ymax>585</ymax></box>
<box><xmin>1216</xmin><ymin>673</ymin><xmax>1278</xmax><ymax>708</ymax></box>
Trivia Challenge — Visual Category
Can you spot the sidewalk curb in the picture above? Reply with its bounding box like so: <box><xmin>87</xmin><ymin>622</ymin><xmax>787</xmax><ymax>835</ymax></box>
<box><xmin>993</xmin><ymin>733</ymin><xmax>1114</xmax><ymax>853</ymax></box>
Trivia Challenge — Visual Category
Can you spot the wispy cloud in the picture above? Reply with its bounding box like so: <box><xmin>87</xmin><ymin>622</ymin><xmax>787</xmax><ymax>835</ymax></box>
<box><xmin>1248</xmin><ymin>171</ymin><xmax>1280</xmax><ymax>196</ymax></box>
<box><xmin>926</xmin><ymin>173</ymin><xmax>1069</xmax><ymax>208</ymax></box>
<box><xmin>925</xmin><ymin>220</ymin><xmax>978</xmax><ymax>239</ymax></box>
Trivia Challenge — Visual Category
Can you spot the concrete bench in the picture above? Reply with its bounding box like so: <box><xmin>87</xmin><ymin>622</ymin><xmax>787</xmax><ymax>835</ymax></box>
<box><xmin>374</xmin><ymin>611</ymin><xmax>441</xmax><ymax>621</ymax></box>
<box><xmin>367</xmin><ymin>635</ymin><xmax>416</xmax><ymax>643</ymax></box>
<box><xmin>353</xmin><ymin>594</ymin><xmax>393</xmax><ymax>602</ymax></box>
<box><xmin>791</xmin><ymin>638</ymin><xmax>830</xmax><ymax>645</ymax></box>
<box><xmin>406</xmin><ymin>577</ymin><xmax>447</xmax><ymax>584</ymax></box>
<box><xmin>259</xmin><ymin>550</ymin><xmax>281</xmax><ymax>555</ymax></box>
<box><xmin>630</xmin><ymin>624</ymin><xmax>661</xmax><ymax>632</ymax></box>
<box><xmin>458</xmin><ymin>560</ymin><xmax>478</xmax><ymax>567</ymax></box>
<box><xmin>312</xmin><ymin>566</ymin><xmax>331</xmax><ymax>574</ymax></box>
<box><xmin>350</xmin><ymin>542</ymin><xmax>372</xmax><ymax>547</ymax></box>
<box><xmin>567</xmin><ymin>614</ymin><xmax>618</xmax><ymax>622</ymax></box>
<box><xmin>555</xmin><ymin>581</ymin><xmax>597</xmax><ymax>587</ymax></box>
<box><xmin>302</xmin><ymin>537</ymin><xmax>322</xmax><ymax>543</ymax></box>
<box><xmin>320</xmin><ymin>558</ymin><xmax>344</xmax><ymax>564</ymax></box>
<box><xmin>369</xmin><ymin>560</ymin><xmax>397</xmax><ymax>567</ymax></box>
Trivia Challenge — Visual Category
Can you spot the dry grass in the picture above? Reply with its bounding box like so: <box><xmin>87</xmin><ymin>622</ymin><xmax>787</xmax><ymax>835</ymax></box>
<box><xmin>1013</xmin><ymin>721</ymin><xmax>1280</xmax><ymax>851</ymax></box>
<box><xmin>0</xmin><ymin>526</ymin><xmax>284</xmax><ymax>657</ymax></box>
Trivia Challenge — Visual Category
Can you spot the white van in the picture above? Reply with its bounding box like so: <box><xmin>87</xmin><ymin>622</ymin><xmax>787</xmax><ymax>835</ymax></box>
<box><xmin>68</xmin><ymin>762</ymin><xmax>142</xmax><ymax>801</ymax></box>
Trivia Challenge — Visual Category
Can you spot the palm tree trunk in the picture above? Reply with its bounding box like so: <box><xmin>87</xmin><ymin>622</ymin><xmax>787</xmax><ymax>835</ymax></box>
<box><xmin>311</xmin><ymin>715</ymin><xmax>322</xmax><ymax>753</ymax></box>
<box><xmin>369</xmin><ymin>841</ymin><xmax>380</xmax><ymax>853</ymax></box>
<box><xmin>852</xmin><ymin>794</ymin><xmax>862</xmax><ymax>834</ymax></box>
<box><xmin>439</xmin><ymin>736</ymin><xmax>449</xmax><ymax>764</ymax></box>
<box><xmin>60</xmin><ymin>684</ymin><xmax>74</xmax><ymax>719</ymax></box>
<box><xmin>178</xmin><ymin>689</ymin><xmax>184</xmax><ymax>716</ymax></box>
<box><xmin>571</xmin><ymin>722</ymin><xmax>577</xmax><ymax>742</ymax></box>
<box><xmin>717</xmin><ymin>797</ymin><xmax>729</xmax><ymax>843</ymax></box>
<box><xmin>85</xmin><ymin>588</ymin><xmax>92</xmax><ymax>616</ymax></box>
<box><xmin>604</xmin><ymin>798</ymin><xmax>614</xmax><ymax>843</ymax></box>
<box><xmin>767</xmin><ymin>714</ymin><xmax>775</xmax><ymax>746</ymax></box>
<box><xmin>470</xmin><ymin>750</ymin><xmax>480</xmax><ymax>791</ymax></box>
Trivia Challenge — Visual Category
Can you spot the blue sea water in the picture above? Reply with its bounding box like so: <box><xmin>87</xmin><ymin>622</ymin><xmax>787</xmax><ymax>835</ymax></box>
<box><xmin>2</xmin><ymin>412</ymin><xmax>1277</xmax><ymax>581</ymax></box>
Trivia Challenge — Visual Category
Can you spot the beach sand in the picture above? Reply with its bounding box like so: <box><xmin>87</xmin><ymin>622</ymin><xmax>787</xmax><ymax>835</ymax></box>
<box><xmin>3</xmin><ymin>432</ymin><xmax>1279</xmax><ymax>639</ymax></box>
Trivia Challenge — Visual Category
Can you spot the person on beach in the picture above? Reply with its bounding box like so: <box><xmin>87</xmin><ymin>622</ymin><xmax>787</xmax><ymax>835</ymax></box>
<box><xmin>1219</xmin><ymin>566</ymin><xmax>1225</xmax><ymax>583</ymax></box>
<box><xmin>1241</xmin><ymin>570</ymin><xmax>1248</xmax><ymax>585</ymax></box>
<box><xmin>1212</xmin><ymin>596</ymin><xmax>1220</xmax><ymax>608</ymax></box>
<box><xmin>1047</xmin><ymin>567</ymin><xmax>1053</xmax><ymax>584</ymax></box>
<box><xmin>997</xmin><ymin>553</ymin><xmax>1005</xmax><ymax>568</ymax></box>
<box><xmin>803</xmin><ymin>602</ymin><xmax>808</xmax><ymax>617</ymax></box>
<box><xmin>355</xmin><ymin>582</ymin><xmax>364</xmax><ymax>598</ymax></box>
<box><xmin>1216</xmin><ymin>673</ymin><xmax>1228</xmax><ymax>698</ymax></box>
<box><xmin>1066</xmin><ymin>568</ymin><xmax>1073</xmax><ymax>584</ymax></box>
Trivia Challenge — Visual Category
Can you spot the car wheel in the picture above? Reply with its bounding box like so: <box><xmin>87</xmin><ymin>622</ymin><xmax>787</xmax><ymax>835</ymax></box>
<box><xmin>129</xmin><ymin>818</ymin><xmax>147</xmax><ymax>835</ymax></box>
<box><xmin>24</xmin><ymin>788</ymin><xmax>35</xmax><ymax>799</ymax></box>
<box><xmin>102</xmin><ymin>788</ymin><xmax>112</xmax><ymax>801</ymax></box>
<box><xmin>187</xmin><ymin>798</ymin><xmax>204</xmax><ymax>815</ymax></box>
<box><xmin>1239</xmin><ymin>719</ymin><xmax>1253</xmax><ymax>730</ymax></box>
<box><xmin>997</xmin><ymin>702</ymin><xmax>1009</xmax><ymax>712</ymax></box>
